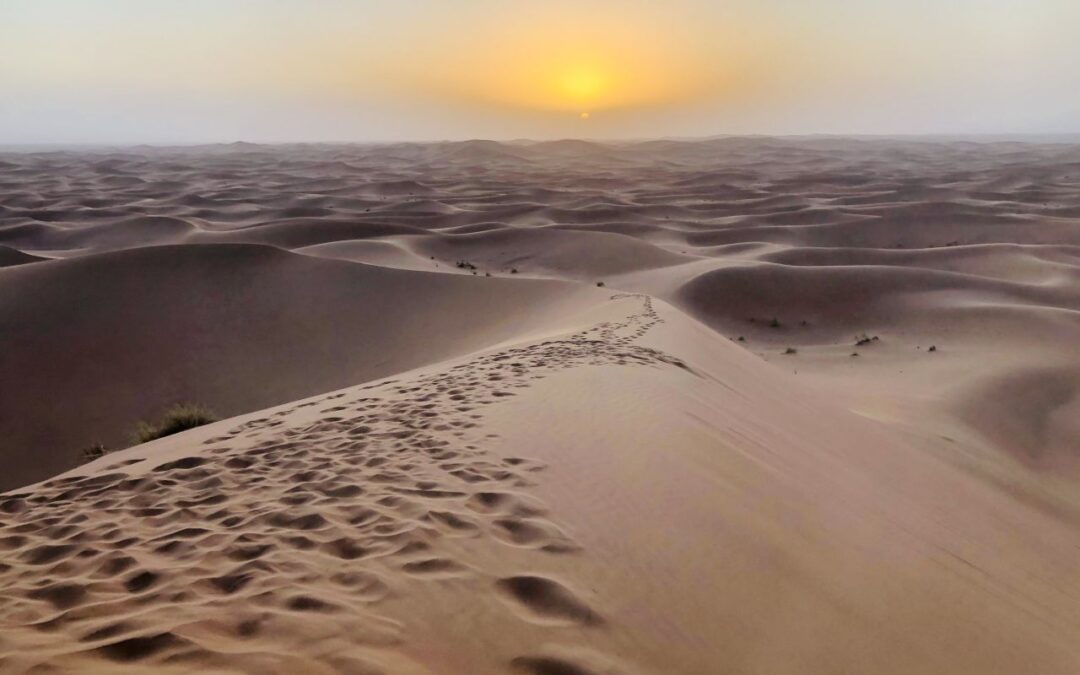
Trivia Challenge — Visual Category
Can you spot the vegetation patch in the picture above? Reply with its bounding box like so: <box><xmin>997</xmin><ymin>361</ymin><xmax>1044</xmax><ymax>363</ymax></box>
<box><xmin>133</xmin><ymin>403</ymin><xmax>218</xmax><ymax>445</ymax></box>
<box><xmin>79</xmin><ymin>443</ymin><xmax>110</xmax><ymax>464</ymax></box>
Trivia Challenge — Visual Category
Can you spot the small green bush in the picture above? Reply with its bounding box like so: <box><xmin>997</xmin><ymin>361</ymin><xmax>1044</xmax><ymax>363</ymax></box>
<box><xmin>80</xmin><ymin>443</ymin><xmax>109</xmax><ymax>464</ymax></box>
<box><xmin>133</xmin><ymin>403</ymin><xmax>217</xmax><ymax>444</ymax></box>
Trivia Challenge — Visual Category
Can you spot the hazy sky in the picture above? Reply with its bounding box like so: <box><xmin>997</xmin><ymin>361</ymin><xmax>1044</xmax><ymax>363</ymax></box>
<box><xmin>1</xmin><ymin>0</ymin><xmax>1078</xmax><ymax>143</ymax></box>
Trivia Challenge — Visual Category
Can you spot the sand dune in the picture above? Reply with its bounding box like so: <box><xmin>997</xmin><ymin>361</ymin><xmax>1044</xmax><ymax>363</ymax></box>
<box><xmin>2</xmin><ymin>295</ymin><xmax>1079</xmax><ymax>673</ymax></box>
<box><xmin>2</xmin><ymin>138</ymin><xmax>1080</xmax><ymax>673</ymax></box>
<box><xmin>0</xmin><ymin>243</ymin><xmax>599</xmax><ymax>490</ymax></box>
<box><xmin>0</xmin><ymin>245</ymin><xmax>43</xmax><ymax>267</ymax></box>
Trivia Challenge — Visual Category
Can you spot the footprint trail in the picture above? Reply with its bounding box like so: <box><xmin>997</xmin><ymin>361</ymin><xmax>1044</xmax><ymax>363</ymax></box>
<box><xmin>0</xmin><ymin>295</ymin><xmax>682</xmax><ymax>673</ymax></box>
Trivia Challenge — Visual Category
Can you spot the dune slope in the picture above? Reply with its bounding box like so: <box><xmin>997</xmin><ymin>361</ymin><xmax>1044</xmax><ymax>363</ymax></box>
<box><xmin>1</xmin><ymin>295</ymin><xmax>1079</xmax><ymax>674</ymax></box>
<box><xmin>0</xmin><ymin>243</ymin><xmax>599</xmax><ymax>490</ymax></box>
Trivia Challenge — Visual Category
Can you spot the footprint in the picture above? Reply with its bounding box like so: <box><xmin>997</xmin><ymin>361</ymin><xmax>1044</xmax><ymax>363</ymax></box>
<box><xmin>510</xmin><ymin>655</ymin><xmax>600</xmax><ymax>675</ymax></box>
<box><xmin>321</xmin><ymin>537</ymin><xmax>376</xmax><ymax>560</ymax></box>
<box><xmin>22</xmin><ymin>543</ymin><xmax>78</xmax><ymax>565</ymax></box>
<box><xmin>492</xmin><ymin>517</ymin><xmax>575</xmax><ymax>551</ymax></box>
<box><xmin>94</xmin><ymin>632</ymin><xmax>199</xmax><ymax>663</ymax></box>
<box><xmin>285</xmin><ymin>594</ymin><xmax>340</xmax><ymax>612</ymax></box>
<box><xmin>401</xmin><ymin>557</ymin><xmax>468</xmax><ymax>577</ymax></box>
<box><xmin>27</xmin><ymin>582</ymin><xmax>87</xmax><ymax>609</ymax></box>
<box><xmin>496</xmin><ymin>576</ymin><xmax>602</xmax><ymax>626</ymax></box>
<box><xmin>424</xmin><ymin>510</ymin><xmax>480</xmax><ymax>536</ymax></box>
<box><xmin>124</xmin><ymin>570</ymin><xmax>160</xmax><ymax>593</ymax></box>
<box><xmin>330</xmin><ymin>571</ymin><xmax>390</xmax><ymax>602</ymax></box>
<box><xmin>510</xmin><ymin>645</ymin><xmax>630</xmax><ymax>675</ymax></box>
<box><xmin>152</xmin><ymin>456</ymin><xmax>207</xmax><ymax>472</ymax></box>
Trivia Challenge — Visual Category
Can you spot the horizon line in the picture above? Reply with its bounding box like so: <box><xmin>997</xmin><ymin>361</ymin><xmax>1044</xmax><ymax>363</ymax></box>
<box><xmin>3</xmin><ymin>131</ymin><xmax>1080</xmax><ymax>152</ymax></box>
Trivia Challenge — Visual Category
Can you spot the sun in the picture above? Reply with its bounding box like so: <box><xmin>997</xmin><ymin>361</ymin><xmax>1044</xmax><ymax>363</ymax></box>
<box><xmin>559</xmin><ymin>66</ymin><xmax>606</xmax><ymax>103</ymax></box>
<box><xmin>396</xmin><ymin>4</ymin><xmax>721</xmax><ymax>116</ymax></box>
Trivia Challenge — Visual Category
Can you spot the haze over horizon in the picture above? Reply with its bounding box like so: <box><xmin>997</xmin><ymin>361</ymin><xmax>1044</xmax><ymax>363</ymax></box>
<box><xmin>2</xmin><ymin>0</ymin><xmax>1079</xmax><ymax>143</ymax></box>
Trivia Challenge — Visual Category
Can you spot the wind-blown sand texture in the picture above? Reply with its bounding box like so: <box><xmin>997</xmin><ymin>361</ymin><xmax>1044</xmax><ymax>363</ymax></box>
<box><xmin>2</xmin><ymin>138</ymin><xmax>1080</xmax><ymax>674</ymax></box>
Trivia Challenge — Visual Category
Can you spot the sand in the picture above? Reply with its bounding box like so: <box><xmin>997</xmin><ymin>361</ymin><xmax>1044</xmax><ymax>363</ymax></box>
<box><xmin>1</xmin><ymin>138</ymin><xmax>1079</xmax><ymax>673</ymax></box>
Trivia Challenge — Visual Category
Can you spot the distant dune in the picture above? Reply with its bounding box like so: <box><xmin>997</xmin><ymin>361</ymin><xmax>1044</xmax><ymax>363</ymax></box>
<box><xmin>2</xmin><ymin>138</ymin><xmax>1080</xmax><ymax>673</ymax></box>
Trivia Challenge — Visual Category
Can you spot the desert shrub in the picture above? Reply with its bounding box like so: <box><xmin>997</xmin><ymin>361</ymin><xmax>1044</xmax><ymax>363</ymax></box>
<box><xmin>783</xmin><ymin>347</ymin><xmax>798</xmax><ymax>354</ymax></box>
<box><xmin>80</xmin><ymin>443</ymin><xmax>109</xmax><ymax>464</ymax></box>
<box><xmin>855</xmin><ymin>333</ymin><xmax>880</xmax><ymax>346</ymax></box>
<box><xmin>133</xmin><ymin>403</ymin><xmax>217</xmax><ymax>444</ymax></box>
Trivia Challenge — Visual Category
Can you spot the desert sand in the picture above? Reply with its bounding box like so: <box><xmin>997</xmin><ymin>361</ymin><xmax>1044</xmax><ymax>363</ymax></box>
<box><xmin>1</xmin><ymin>138</ymin><xmax>1080</xmax><ymax>674</ymax></box>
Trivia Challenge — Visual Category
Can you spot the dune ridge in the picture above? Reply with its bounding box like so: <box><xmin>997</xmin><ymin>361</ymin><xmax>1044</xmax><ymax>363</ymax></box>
<box><xmin>0</xmin><ymin>242</ymin><xmax>601</xmax><ymax>490</ymax></box>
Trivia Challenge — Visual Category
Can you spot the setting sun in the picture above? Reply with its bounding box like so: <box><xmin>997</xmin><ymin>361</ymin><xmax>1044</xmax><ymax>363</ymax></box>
<box><xmin>378</xmin><ymin>2</ymin><xmax>735</xmax><ymax>118</ymax></box>
<box><xmin>558</xmin><ymin>66</ymin><xmax>606</xmax><ymax>104</ymax></box>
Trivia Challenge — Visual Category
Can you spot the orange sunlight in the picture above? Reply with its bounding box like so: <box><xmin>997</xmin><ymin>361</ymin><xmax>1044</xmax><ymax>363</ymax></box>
<box><xmin>382</xmin><ymin>3</ymin><xmax>738</xmax><ymax>116</ymax></box>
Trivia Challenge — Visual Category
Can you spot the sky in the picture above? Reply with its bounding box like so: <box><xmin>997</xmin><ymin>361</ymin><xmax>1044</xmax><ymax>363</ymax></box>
<box><xmin>1</xmin><ymin>0</ymin><xmax>1078</xmax><ymax>144</ymax></box>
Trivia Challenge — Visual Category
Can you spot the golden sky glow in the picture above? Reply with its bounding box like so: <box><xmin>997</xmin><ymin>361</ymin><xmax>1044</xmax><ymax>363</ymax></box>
<box><xmin>1</xmin><ymin>0</ymin><xmax>1078</xmax><ymax>142</ymax></box>
<box><xmin>372</xmin><ymin>2</ymin><xmax>740</xmax><ymax>116</ymax></box>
